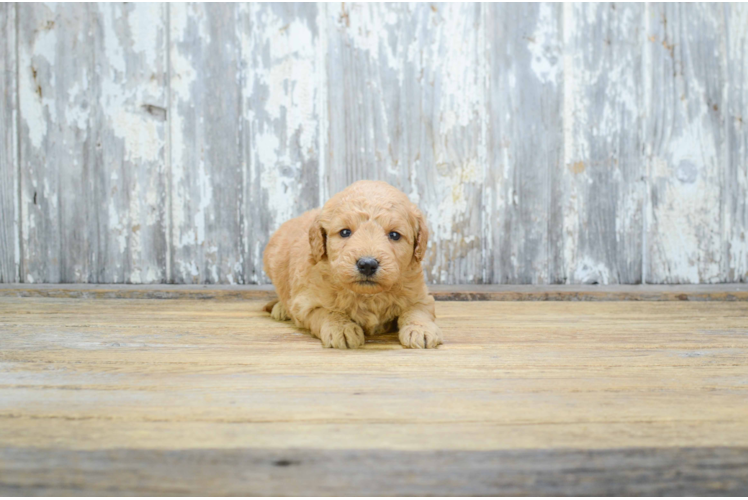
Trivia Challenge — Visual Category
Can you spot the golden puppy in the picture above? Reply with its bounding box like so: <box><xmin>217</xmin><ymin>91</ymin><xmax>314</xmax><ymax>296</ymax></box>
<box><xmin>263</xmin><ymin>180</ymin><xmax>442</xmax><ymax>349</ymax></box>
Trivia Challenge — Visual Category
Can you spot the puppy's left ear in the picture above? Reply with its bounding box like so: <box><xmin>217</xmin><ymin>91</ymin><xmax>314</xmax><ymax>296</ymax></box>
<box><xmin>309</xmin><ymin>214</ymin><xmax>327</xmax><ymax>262</ymax></box>
<box><xmin>412</xmin><ymin>206</ymin><xmax>429</xmax><ymax>263</ymax></box>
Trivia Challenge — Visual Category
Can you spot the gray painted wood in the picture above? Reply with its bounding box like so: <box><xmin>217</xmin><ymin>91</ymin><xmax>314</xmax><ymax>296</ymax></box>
<box><xmin>325</xmin><ymin>3</ymin><xmax>413</xmax><ymax>193</ymax></box>
<box><xmin>486</xmin><ymin>3</ymin><xmax>562</xmax><ymax>284</ymax></box>
<box><xmin>244</xmin><ymin>3</ymin><xmax>322</xmax><ymax>284</ymax></box>
<box><xmin>90</xmin><ymin>4</ymin><xmax>168</xmax><ymax>283</ymax></box>
<box><xmin>557</xmin><ymin>3</ymin><xmax>645</xmax><ymax>284</ymax></box>
<box><xmin>327</xmin><ymin>3</ymin><xmax>485</xmax><ymax>284</ymax></box>
<box><xmin>169</xmin><ymin>3</ymin><xmax>245</xmax><ymax>284</ymax></box>
<box><xmin>2</xmin><ymin>446</ymin><xmax>747</xmax><ymax>496</ymax></box>
<box><xmin>3</xmin><ymin>3</ymin><xmax>748</xmax><ymax>284</ymax></box>
<box><xmin>645</xmin><ymin>4</ymin><xmax>726</xmax><ymax>284</ymax></box>
<box><xmin>18</xmin><ymin>4</ymin><xmax>96</xmax><ymax>283</ymax></box>
<box><xmin>17</xmin><ymin>4</ymin><xmax>167</xmax><ymax>284</ymax></box>
<box><xmin>411</xmin><ymin>3</ymin><xmax>484</xmax><ymax>284</ymax></box>
<box><xmin>0</xmin><ymin>4</ymin><xmax>18</xmax><ymax>283</ymax></box>
<box><xmin>725</xmin><ymin>3</ymin><xmax>748</xmax><ymax>283</ymax></box>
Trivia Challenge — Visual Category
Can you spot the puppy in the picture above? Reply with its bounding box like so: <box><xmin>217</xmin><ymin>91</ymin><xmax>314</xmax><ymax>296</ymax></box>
<box><xmin>263</xmin><ymin>180</ymin><xmax>442</xmax><ymax>349</ymax></box>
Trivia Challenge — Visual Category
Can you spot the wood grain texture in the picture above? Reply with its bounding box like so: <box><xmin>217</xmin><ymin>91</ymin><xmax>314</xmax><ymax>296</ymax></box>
<box><xmin>325</xmin><ymin>3</ymin><xmax>411</xmax><ymax>195</ymax></box>
<box><xmin>0</xmin><ymin>297</ymin><xmax>747</xmax><ymax>494</ymax></box>
<box><xmin>326</xmin><ymin>3</ymin><xmax>485</xmax><ymax>284</ymax></box>
<box><xmin>4</xmin><ymin>3</ymin><xmax>748</xmax><ymax>285</ymax></box>
<box><xmin>91</xmin><ymin>4</ymin><xmax>168</xmax><ymax>284</ymax></box>
<box><xmin>18</xmin><ymin>4</ymin><xmax>96</xmax><ymax>283</ymax></box>
<box><xmin>2</xmin><ymin>283</ymin><xmax>748</xmax><ymax>302</ymax></box>
<box><xmin>645</xmin><ymin>4</ymin><xmax>726</xmax><ymax>283</ymax></box>
<box><xmin>2</xmin><ymin>447</ymin><xmax>747</xmax><ymax>496</ymax></box>
<box><xmin>244</xmin><ymin>3</ymin><xmax>322</xmax><ymax>284</ymax></box>
<box><xmin>559</xmin><ymin>3</ymin><xmax>645</xmax><ymax>284</ymax></box>
<box><xmin>411</xmin><ymin>3</ymin><xmax>485</xmax><ymax>285</ymax></box>
<box><xmin>169</xmin><ymin>3</ymin><xmax>244</xmax><ymax>284</ymax></box>
<box><xmin>725</xmin><ymin>3</ymin><xmax>748</xmax><ymax>282</ymax></box>
<box><xmin>17</xmin><ymin>4</ymin><xmax>167</xmax><ymax>284</ymax></box>
<box><xmin>486</xmin><ymin>3</ymin><xmax>561</xmax><ymax>284</ymax></box>
<box><xmin>0</xmin><ymin>4</ymin><xmax>18</xmax><ymax>283</ymax></box>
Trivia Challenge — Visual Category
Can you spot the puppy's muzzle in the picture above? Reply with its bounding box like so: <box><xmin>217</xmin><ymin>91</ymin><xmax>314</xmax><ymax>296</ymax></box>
<box><xmin>356</xmin><ymin>257</ymin><xmax>379</xmax><ymax>277</ymax></box>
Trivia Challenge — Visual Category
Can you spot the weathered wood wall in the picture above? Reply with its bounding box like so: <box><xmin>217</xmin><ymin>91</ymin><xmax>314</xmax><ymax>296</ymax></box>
<box><xmin>0</xmin><ymin>3</ymin><xmax>746</xmax><ymax>284</ymax></box>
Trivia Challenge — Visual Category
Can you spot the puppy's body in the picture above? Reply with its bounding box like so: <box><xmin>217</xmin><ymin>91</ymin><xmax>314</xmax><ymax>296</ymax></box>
<box><xmin>263</xmin><ymin>181</ymin><xmax>442</xmax><ymax>349</ymax></box>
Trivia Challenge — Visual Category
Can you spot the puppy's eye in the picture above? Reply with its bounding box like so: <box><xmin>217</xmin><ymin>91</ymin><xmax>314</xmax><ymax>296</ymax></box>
<box><xmin>340</xmin><ymin>229</ymin><xmax>352</xmax><ymax>238</ymax></box>
<box><xmin>388</xmin><ymin>231</ymin><xmax>401</xmax><ymax>241</ymax></box>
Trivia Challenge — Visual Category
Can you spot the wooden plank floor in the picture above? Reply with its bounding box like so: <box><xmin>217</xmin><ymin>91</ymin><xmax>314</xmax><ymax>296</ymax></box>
<box><xmin>1</xmin><ymin>296</ymin><xmax>748</xmax><ymax>495</ymax></box>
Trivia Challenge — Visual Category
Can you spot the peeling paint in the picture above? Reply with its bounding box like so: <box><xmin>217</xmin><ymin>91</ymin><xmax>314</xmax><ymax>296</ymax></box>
<box><xmin>557</xmin><ymin>3</ymin><xmax>646</xmax><ymax>284</ymax></box>
<box><xmin>20</xmin><ymin>24</ymin><xmax>56</xmax><ymax>150</ymax></box>
<box><xmin>243</xmin><ymin>3</ymin><xmax>323</xmax><ymax>284</ymax></box>
<box><xmin>646</xmin><ymin>4</ymin><xmax>725</xmax><ymax>284</ymax></box>
<box><xmin>529</xmin><ymin>3</ymin><xmax>561</xmax><ymax>85</ymax></box>
<box><xmin>5</xmin><ymin>3</ymin><xmax>746</xmax><ymax>285</ymax></box>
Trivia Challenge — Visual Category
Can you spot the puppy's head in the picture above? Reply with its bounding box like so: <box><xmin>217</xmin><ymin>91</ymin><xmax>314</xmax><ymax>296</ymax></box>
<box><xmin>309</xmin><ymin>180</ymin><xmax>428</xmax><ymax>294</ymax></box>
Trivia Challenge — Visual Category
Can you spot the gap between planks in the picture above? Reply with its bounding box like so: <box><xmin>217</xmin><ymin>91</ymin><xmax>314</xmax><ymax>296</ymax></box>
<box><xmin>0</xmin><ymin>283</ymin><xmax>747</xmax><ymax>301</ymax></box>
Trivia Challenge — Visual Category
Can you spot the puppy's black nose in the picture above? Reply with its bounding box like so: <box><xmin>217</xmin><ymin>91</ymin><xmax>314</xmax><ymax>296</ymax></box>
<box><xmin>356</xmin><ymin>257</ymin><xmax>379</xmax><ymax>277</ymax></box>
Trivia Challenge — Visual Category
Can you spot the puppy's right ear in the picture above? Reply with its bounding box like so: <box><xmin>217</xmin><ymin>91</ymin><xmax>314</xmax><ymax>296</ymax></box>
<box><xmin>412</xmin><ymin>206</ymin><xmax>429</xmax><ymax>263</ymax></box>
<box><xmin>309</xmin><ymin>215</ymin><xmax>327</xmax><ymax>262</ymax></box>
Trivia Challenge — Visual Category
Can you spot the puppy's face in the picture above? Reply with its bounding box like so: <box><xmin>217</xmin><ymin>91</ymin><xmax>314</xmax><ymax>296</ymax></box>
<box><xmin>309</xmin><ymin>182</ymin><xmax>428</xmax><ymax>295</ymax></box>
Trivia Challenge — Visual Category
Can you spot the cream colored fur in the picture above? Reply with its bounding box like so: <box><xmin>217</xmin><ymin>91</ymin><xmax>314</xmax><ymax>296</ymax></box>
<box><xmin>263</xmin><ymin>180</ymin><xmax>442</xmax><ymax>349</ymax></box>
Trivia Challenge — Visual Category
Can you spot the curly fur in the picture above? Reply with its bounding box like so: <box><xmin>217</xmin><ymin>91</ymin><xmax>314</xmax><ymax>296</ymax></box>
<box><xmin>263</xmin><ymin>180</ymin><xmax>443</xmax><ymax>349</ymax></box>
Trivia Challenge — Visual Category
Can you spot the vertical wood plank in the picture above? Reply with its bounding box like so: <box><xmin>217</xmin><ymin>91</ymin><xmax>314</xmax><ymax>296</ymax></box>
<box><xmin>486</xmin><ymin>4</ymin><xmax>562</xmax><ymax>284</ymax></box>
<box><xmin>325</xmin><ymin>3</ymin><xmax>410</xmax><ymax>194</ymax></box>
<box><xmin>326</xmin><ymin>3</ymin><xmax>485</xmax><ymax>284</ymax></box>
<box><xmin>410</xmin><ymin>3</ymin><xmax>485</xmax><ymax>285</ymax></box>
<box><xmin>725</xmin><ymin>3</ymin><xmax>748</xmax><ymax>282</ymax></box>
<box><xmin>18</xmin><ymin>4</ymin><xmax>167</xmax><ymax>284</ymax></box>
<box><xmin>0</xmin><ymin>4</ymin><xmax>18</xmax><ymax>282</ymax></box>
<box><xmin>645</xmin><ymin>4</ymin><xmax>726</xmax><ymax>283</ymax></box>
<box><xmin>92</xmin><ymin>3</ymin><xmax>168</xmax><ymax>283</ymax></box>
<box><xmin>556</xmin><ymin>3</ymin><xmax>645</xmax><ymax>284</ymax></box>
<box><xmin>412</xmin><ymin>3</ymin><xmax>484</xmax><ymax>284</ymax></box>
<box><xmin>243</xmin><ymin>3</ymin><xmax>321</xmax><ymax>284</ymax></box>
<box><xmin>18</xmin><ymin>4</ymin><xmax>95</xmax><ymax>283</ymax></box>
<box><xmin>170</xmin><ymin>4</ymin><xmax>244</xmax><ymax>284</ymax></box>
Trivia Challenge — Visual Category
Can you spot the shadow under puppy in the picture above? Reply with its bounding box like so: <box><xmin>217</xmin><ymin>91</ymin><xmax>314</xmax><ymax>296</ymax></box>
<box><xmin>263</xmin><ymin>180</ymin><xmax>442</xmax><ymax>349</ymax></box>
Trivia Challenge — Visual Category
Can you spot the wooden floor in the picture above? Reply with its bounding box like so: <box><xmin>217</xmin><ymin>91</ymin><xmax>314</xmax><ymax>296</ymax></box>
<box><xmin>1</xmin><ymin>295</ymin><xmax>748</xmax><ymax>495</ymax></box>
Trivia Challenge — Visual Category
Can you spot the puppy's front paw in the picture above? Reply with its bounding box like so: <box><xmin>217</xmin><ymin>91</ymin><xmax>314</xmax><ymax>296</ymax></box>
<box><xmin>399</xmin><ymin>322</ymin><xmax>443</xmax><ymax>349</ymax></box>
<box><xmin>321</xmin><ymin>322</ymin><xmax>365</xmax><ymax>349</ymax></box>
<box><xmin>270</xmin><ymin>301</ymin><xmax>291</xmax><ymax>321</ymax></box>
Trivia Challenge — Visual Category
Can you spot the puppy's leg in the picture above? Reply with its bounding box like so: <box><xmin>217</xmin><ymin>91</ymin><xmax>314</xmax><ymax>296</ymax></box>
<box><xmin>307</xmin><ymin>308</ymin><xmax>365</xmax><ymax>349</ymax></box>
<box><xmin>398</xmin><ymin>306</ymin><xmax>443</xmax><ymax>349</ymax></box>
